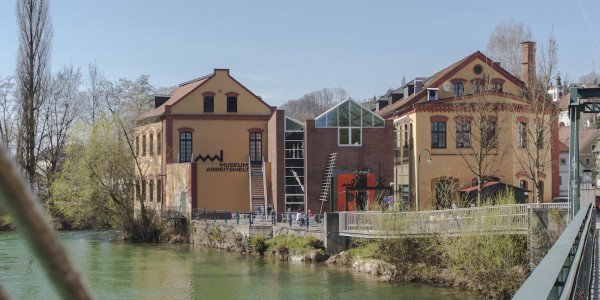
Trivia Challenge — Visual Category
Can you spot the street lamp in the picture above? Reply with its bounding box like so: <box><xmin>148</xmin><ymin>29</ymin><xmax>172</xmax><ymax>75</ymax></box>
<box><xmin>416</xmin><ymin>148</ymin><xmax>432</xmax><ymax>211</ymax></box>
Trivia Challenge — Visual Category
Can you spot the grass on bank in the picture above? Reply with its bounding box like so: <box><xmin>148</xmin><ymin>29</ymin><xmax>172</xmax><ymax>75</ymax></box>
<box><xmin>251</xmin><ymin>234</ymin><xmax>326</xmax><ymax>260</ymax></box>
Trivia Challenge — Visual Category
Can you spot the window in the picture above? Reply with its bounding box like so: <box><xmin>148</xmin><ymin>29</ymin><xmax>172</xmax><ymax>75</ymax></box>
<box><xmin>141</xmin><ymin>179</ymin><xmax>146</xmax><ymax>202</ymax></box>
<box><xmin>142</xmin><ymin>135</ymin><xmax>147</xmax><ymax>156</ymax></box>
<box><xmin>179</xmin><ymin>132</ymin><xmax>193</xmax><ymax>162</ymax></box>
<box><xmin>520</xmin><ymin>180</ymin><xmax>529</xmax><ymax>202</ymax></box>
<box><xmin>454</xmin><ymin>83</ymin><xmax>464</xmax><ymax>97</ymax></box>
<box><xmin>482</xmin><ymin>120</ymin><xmax>496</xmax><ymax>148</ymax></box>
<box><xmin>135</xmin><ymin>136</ymin><xmax>139</xmax><ymax>157</ymax></box>
<box><xmin>586</xmin><ymin>158</ymin><xmax>591</xmax><ymax>166</ymax></box>
<box><xmin>473</xmin><ymin>65</ymin><xmax>483</xmax><ymax>75</ymax></box>
<box><xmin>338</xmin><ymin>128</ymin><xmax>361</xmax><ymax>146</ymax></box>
<box><xmin>473</xmin><ymin>83</ymin><xmax>484</xmax><ymax>94</ymax></box>
<box><xmin>227</xmin><ymin>96</ymin><xmax>237</xmax><ymax>112</ymax></box>
<box><xmin>431</xmin><ymin>122</ymin><xmax>446</xmax><ymax>148</ymax></box>
<box><xmin>518</xmin><ymin>122</ymin><xmax>527</xmax><ymax>148</ymax></box>
<box><xmin>456</xmin><ymin>121</ymin><xmax>471</xmax><ymax>148</ymax></box>
<box><xmin>204</xmin><ymin>96</ymin><xmax>214</xmax><ymax>113</ymax></box>
<box><xmin>157</xmin><ymin>132</ymin><xmax>162</xmax><ymax>155</ymax></box>
<box><xmin>559</xmin><ymin>176</ymin><xmax>562</xmax><ymax>185</ymax></box>
<box><xmin>492</xmin><ymin>83</ymin><xmax>503</xmax><ymax>92</ymax></box>
<box><xmin>149</xmin><ymin>179</ymin><xmax>154</xmax><ymax>202</ymax></box>
<box><xmin>156</xmin><ymin>179</ymin><xmax>162</xmax><ymax>204</ymax></box>
<box><xmin>149</xmin><ymin>133</ymin><xmax>154</xmax><ymax>156</ymax></box>
<box><xmin>560</xmin><ymin>158</ymin><xmax>566</xmax><ymax>165</ymax></box>
<box><xmin>536</xmin><ymin>130</ymin><xmax>543</xmax><ymax>149</ymax></box>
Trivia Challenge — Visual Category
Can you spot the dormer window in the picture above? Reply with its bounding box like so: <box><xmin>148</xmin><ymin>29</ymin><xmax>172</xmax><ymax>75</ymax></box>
<box><xmin>492</xmin><ymin>83</ymin><xmax>503</xmax><ymax>92</ymax></box>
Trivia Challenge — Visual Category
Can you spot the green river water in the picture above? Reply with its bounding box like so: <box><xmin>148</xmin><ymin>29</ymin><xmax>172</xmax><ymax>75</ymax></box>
<box><xmin>0</xmin><ymin>231</ymin><xmax>474</xmax><ymax>299</ymax></box>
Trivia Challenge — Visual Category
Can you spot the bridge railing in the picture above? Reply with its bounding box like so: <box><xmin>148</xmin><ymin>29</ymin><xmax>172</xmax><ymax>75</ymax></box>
<box><xmin>339</xmin><ymin>203</ymin><xmax>569</xmax><ymax>237</ymax></box>
<box><xmin>513</xmin><ymin>203</ymin><xmax>596</xmax><ymax>300</ymax></box>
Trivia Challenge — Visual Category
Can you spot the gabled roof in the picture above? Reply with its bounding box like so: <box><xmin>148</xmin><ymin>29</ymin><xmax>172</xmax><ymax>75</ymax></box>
<box><xmin>378</xmin><ymin>51</ymin><xmax>526</xmax><ymax>117</ymax></box>
<box><xmin>140</xmin><ymin>74</ymin><xmax>213</xmax><ymax>118</ymax></box>
<box><xmin>139</xmin><ymin>69</ymin><xmax>273</xmax><ymax>119</ymax></box>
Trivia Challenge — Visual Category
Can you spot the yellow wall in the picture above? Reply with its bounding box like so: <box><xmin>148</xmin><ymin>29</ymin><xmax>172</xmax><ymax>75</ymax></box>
<box><xmin>393</xmin><ymin>56</ymin><xmax>554</xmax><ymax>209</ymax></box>
<box><xmin>171</xmin><ymin>69</ymin><xmax>271</xmax><ymax>115</ymax></box>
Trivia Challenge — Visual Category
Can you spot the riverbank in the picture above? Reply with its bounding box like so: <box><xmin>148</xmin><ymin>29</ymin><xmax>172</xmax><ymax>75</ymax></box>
<box><xmin>326</xmin><ymin>236</ymin><xmax>529</xmax><ymax>299</ymax></box>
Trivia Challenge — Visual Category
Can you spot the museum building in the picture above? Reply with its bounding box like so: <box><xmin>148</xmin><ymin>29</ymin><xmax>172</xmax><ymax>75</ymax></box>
<box><xmin>134</xmin><ymin>69</ymin><xmax>394</xmax><ymax>217</ymax></box>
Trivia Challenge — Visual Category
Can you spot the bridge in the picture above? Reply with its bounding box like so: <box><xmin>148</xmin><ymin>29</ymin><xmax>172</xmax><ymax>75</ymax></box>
<box><xmin>338</xmin><ymin>203</ymin><xmax>569</xmax><ymax>238</ymax></box>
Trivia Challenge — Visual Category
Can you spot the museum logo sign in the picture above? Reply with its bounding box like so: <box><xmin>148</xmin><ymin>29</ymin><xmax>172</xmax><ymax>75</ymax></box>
<box><xmin>194</xmin><ymin>150</ymin><xmax>249</xmax><ymax>172</ymax></box>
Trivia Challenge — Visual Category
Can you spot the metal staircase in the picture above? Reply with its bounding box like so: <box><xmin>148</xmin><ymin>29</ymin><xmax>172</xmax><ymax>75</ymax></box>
<box><xmin>249</xmin><ymin>156</ymin><xmax>268</xmax><ymax>218</ymax></box>
<box><xmin>319</xmin><ymin>153</ymin><xmax>337</xmax><ymax>215</ymax></box>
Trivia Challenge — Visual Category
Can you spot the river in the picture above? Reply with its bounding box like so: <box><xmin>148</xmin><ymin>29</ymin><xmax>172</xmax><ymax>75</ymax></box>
<box><xmin>0</xmin><ymin>231</ymin><xmax>473</xmax><ymax>299</ymax></box>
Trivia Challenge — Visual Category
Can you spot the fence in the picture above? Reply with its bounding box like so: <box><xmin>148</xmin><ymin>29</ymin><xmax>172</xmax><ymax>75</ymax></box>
<box><xmin>158</xmin><ymin>207</ymin><xmax>325</xmax><ymax>229</ymax></box>
<box><xmin>338</xmin><ymin>203</ymin><xmax>570</xmax><ymax>238</ymax></box>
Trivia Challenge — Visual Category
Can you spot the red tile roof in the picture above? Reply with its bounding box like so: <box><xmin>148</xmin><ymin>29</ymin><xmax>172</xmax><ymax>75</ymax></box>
<box><xmin>378</xmin><ymin>51</ymin><xmax>525</xmax><ymax>117</ymax></box>
<box><xmin>558</xmin><ymin>126</ymin><xmax>599</xmax><ymax>152</ymax></box>
<box><xmin>140</xmin><ymin>74</ymin><xmax>213</xmax><ymax>119</ymax></box>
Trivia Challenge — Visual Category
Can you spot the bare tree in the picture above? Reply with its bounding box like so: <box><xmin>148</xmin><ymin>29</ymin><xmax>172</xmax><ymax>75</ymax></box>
<box><xmin>85</xmin><ymin>61</ymin><xmax>108</xmax><ymax>124</ymax></box>
<box><xmin>579</xmin><ymin>71</ymin><xmax>600</xmax><ymax>87</ymax></box>
<box><xmin>280</xmin><ymin>87</ymin><xmax>347</xmax><ymax>121</ymax></box>
<box><xmin>38</xmin><ymin>65</ymin><xmax>83</xmax><ymax>200</ymax></box>
<box><xmin>486</xmin><ymin>20</ymin><xmax>532</xmax><ymax>78</ymax></box>
<box><xmin>510</xmin><ymin>34</ymin><xmax>560</xmax><ymax>203</ymax></box>
<box><xmin>15</xmin><ymin>0</ymin><xmax>53</xmax><ymax>185</ymax></box>
<box><xmin>452</xmin><ymin>93</ymin><xmax>511</xmax><ymax>206</ymax></box>
<box><xmin>0</xmin><ymin>76</ymin><xmax>17</xmax><ymax>152</ymax></box>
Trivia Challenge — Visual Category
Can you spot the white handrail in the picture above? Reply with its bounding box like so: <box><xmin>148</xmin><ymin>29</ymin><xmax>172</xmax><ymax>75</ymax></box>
<box><xmin>248</xmin><ymin>155</ymin><xmax>252</xmax><ymax>213</ymax></box>
<box><xmin>261</xmin><ymin>156</ymin><xmax>268</xmax><ymax>221</ymax></box>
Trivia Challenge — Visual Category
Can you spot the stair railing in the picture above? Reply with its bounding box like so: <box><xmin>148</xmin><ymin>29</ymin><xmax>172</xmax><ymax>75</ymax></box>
<box><xmin>248</xmin><ymin>155</ymin><xmax>253</xmax><ymax>213</ymax></box>
<box><xmin>261</xmin><ymin>156</ymin><xmax>268</xmax><ymax>221</ymax></box>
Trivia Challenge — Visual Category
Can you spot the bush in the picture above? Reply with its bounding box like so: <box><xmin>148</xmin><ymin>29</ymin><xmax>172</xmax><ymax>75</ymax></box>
<box><xmin>251</xmin><ymin>235</ymin><xmax>267</xmax><ymax>255</ymax></box>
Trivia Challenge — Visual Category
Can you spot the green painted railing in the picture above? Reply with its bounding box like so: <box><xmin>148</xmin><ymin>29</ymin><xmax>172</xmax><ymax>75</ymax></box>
<box><xmin>513</xmin><ymin>203</ymin><xmax>596</xmax><ymax>300</ymax></box>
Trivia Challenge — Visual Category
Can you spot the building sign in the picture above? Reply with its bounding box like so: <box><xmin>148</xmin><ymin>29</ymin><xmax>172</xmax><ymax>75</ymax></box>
<box><xmin>195</xmin><ymin>150</ymin><xmax>249</xmax><ymax>172</ymax></box>
<box><xmin>206</xmin><ymin>162</ymin><xmax>249</xmax><ymax>172</ymax></box>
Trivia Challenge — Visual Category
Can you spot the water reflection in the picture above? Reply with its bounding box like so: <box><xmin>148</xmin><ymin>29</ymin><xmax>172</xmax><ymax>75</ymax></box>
<box><xmin>0</xmin><ymin>231</ymin><xmax>473</xmax><ymax>299</ymax></box>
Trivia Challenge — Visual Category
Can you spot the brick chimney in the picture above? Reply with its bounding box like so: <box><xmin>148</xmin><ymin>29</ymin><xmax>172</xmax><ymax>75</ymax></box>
<box><xmin>520</xmin><ymin>41</ymin><xmax>536</xmax><ymax>87</ymax></box>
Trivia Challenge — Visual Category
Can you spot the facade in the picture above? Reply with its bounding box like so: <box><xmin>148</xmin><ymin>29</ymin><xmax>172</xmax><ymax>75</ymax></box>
<box><xmin>134</xmin><ymin>70</ymin><xmax>394</xmax><ymax>217</ymax></box>
<box><xmin>558</xmin><ymin>141</ymin><xmax>592</xmax><ymax>197</ymax></box>
<box><xmin>134</xmin><ymin>69</ymin><xmax>274</xmax><ymax>216</ymax></box>
<box><xmin>379</xmin><ymin>44</ymin><xmax>559</xmax><ymax>209</ymax></box>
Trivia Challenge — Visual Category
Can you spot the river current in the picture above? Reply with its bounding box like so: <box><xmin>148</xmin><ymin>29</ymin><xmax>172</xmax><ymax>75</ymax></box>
<box><xmin>0</xmin><ymin>231</ymin><xmax>473</xmax><ymax>299</ymax></box>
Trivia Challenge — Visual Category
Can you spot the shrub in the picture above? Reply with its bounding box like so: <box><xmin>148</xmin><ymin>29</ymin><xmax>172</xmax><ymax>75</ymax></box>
<box><xmin>251</xmin><ymin>235</ymin><xmax>267</xmax><ymax>255</ymax></box>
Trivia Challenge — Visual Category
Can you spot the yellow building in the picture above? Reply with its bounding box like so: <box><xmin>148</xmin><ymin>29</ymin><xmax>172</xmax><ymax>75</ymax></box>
<box><xmin>134</xmin><ymin>69</ymin><xmax>274</xmax><ymax>216</ymax></box>
<box><xmin>378</xmin><ymin>45</ymin><xmax>559</xmax><ymax>209</ymax></box>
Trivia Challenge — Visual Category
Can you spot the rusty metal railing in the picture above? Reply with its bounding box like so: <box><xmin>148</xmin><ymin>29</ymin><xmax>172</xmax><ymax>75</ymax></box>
<box><xmin>0</xmin><ymin>146</ymin><xmax>92</xmax><ymax>299</ymax></box>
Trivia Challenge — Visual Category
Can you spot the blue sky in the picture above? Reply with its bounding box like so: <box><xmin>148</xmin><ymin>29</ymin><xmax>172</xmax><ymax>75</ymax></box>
<box><xmin>0</xmin><ymin>0</ymin><xmax>599</xmax><ymax>105</ymax></box>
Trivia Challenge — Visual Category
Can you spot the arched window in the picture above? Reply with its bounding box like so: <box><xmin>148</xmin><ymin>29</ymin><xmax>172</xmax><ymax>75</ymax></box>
<box><xmin>179</xmin><ymin>132</ymin><xmax>193</xmax><ymax>162</ymax></box>
<box><xmin>149</xmin><ymin>133</ymin><xmax>154</xmax><ymax>156</ymax></box>
<box><xmin>453</xmin><ymin>83</ymin><xmax>464</xmax><ymax>96</ymax></box>
<box><xmin>157</xmin><ymin>132</ymin><xmax>162</xmax><ymax>155</ymax></box>
<box><xmin>149</xmin><ymin>179</ymin><xmax>154</xmax><ymax>202</ymax></box>
<box><xmin>142</xmin><ymin>134</ymin><xmax>147</xmax><ymax>156</ymax></box>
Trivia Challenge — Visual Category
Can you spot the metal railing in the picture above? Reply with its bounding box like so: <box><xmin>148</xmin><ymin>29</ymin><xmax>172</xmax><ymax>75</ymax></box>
<box><xmin>338</xmin><ymin>203</ymin><xmax>570</xmax><ymax>238</ymax></box>
<box><xmin>513</xmin><ymin>203</ymin><xmax>596</xmax><ymax>299</ymax></box>
<box><xmin>191</xmin><ymin>208</ymin><xmax>277</xmax><ymax>225</ymax></box>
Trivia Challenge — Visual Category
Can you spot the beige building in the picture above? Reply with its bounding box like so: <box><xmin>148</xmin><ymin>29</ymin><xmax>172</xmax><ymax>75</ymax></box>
<box><xmin>134</xmin><ymin>69</ymin><xmax>274</xmax><ymax>216</ymax></box>
<box><xmin>378</xmin><ymin>45</ymin><xmax>559</xmax><ymax>209</ymax></box>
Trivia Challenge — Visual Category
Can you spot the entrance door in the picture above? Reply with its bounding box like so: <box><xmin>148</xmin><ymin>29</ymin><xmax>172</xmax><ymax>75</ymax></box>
<box><xmin>249</xmin><ymin>132</ymin><xmax>262</xmax><ymax>163</ymax></box>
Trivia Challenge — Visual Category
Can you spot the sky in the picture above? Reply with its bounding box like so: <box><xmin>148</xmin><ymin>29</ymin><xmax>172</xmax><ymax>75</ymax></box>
<box><xmin>0</xmin><ymin>0</ymin><xmax>599</xmax><ymax>106</ymax></box>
